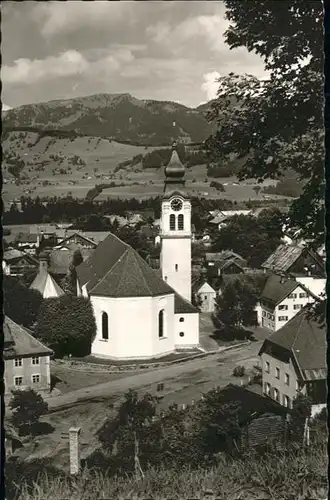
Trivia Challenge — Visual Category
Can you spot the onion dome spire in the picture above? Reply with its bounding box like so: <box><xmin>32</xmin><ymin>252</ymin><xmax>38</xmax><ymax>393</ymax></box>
<box><xmin>164</xmin><ymin>142</ymin><xmax>185</xmax><ymax>190</ymax></box>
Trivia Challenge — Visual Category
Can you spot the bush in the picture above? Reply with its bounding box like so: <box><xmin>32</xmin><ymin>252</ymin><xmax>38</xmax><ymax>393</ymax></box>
<box><xmin>35</xmin><ymin>296</ymin><xmax>96</xmax><ymax>357</ymax></box>
<box><xmin>9</xmin><ymin>389</ymin><xmax>48</xmax><ymax>436</ymax></box>
<box><xmin>233</xmin><ymin>365</ymin><xmax>245</xmax><ymax>377</ymax></box>
<box><xmin>4</xmin><ymin>276</ymin><xmax>43</xmax><ymax>328</ymax></box>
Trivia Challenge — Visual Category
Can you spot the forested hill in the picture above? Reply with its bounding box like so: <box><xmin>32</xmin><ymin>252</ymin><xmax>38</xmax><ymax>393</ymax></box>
<box><xmin>2</xmin><ymin>93</ymin><xmax>215</xmax><ymax>146</ymax></box>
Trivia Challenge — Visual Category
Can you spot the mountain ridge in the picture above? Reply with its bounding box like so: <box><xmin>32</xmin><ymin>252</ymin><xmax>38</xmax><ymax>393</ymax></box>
<box><xmin>3</xmin><ymin>93</ymin><xmax>215</xmax><ymax>146</ymax></box>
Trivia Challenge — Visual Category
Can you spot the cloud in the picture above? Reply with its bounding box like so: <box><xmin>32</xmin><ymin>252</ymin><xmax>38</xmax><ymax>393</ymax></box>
<box><xmin>2</xmin><ymin>103</ymin><xmax>12</xmax><ymax>111</ymax></box>
<box><xmin>201</xmin><ymin>71</ymin><xmax>221</xmax><ymax>100</ymax></box>
<box><xmin>2</xmin><ymin>48</ymin><xmax>134</xmax><ymax>86</ymax></box>
<box><xmin>147</xmin><ymin>15</ymin><xmax>228</xmax><ymax>56</ymax></box>
<box><xmin>35</xmin><ymin>1</ymin><xmax>130</xmax><ymax>38</ymax></box>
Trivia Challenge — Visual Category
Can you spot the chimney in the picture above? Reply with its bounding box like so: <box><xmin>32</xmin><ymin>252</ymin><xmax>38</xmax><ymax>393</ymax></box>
<box><xmin>69</xmin><ymin>427</ymin><xmax>81</xmax><ymax>475</ymax></box>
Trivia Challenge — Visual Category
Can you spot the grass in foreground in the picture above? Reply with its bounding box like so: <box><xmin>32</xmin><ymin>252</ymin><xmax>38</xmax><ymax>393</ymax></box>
<box><xmin>8</xmin><ymin>435</ymin><xmax>328</xmax><ymax>500</ymax></box>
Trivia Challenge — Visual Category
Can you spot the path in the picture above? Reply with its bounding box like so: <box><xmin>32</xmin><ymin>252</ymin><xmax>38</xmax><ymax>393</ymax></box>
<box><xmin>46</xmin><ymin>340</ymin><xmax>263</xmax><ymax>410</ymax></box>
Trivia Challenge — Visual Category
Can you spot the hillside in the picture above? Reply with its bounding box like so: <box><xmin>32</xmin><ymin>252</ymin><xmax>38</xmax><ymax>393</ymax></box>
<box><xmin>6</xmin><ymin>425</ymin><xmax>328</xmax><ymax>500</ymax></box>
<box><xmin>2</xmin><ymin>93</ymin><xmax>213</xmax><ymax>146</ymax></box>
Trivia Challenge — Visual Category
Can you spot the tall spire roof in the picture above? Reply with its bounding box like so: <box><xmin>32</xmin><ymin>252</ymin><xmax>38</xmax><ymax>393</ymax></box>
<box><xmin>164</xmin><ymin>142</ymin><xmax>185</xmax><ymax>194</ymax></box>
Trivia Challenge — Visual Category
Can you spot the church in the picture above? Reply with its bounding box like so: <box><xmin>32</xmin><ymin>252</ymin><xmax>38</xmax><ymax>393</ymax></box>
<box><xmin>76</xmin><ymin>144</ymin><xmax>200</xmax><ymax>360</ymax></box>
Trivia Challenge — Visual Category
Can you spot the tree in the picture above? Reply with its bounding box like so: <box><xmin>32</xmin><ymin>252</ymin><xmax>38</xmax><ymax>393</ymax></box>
<box><xmin>212</xmin><ymin>214</ymin><xmax>282</xmax><ymax>268</ymax></box>
<box><xmin>253</xmin><ymin>186</ymin><xmax>261</xmax><ymax>196</ymax></box>
<box><xmin>205</xmin><ymin>1</ymin><xmax>324</xmax><ymax>248</ymax></box>
<box><xmin>193</xmin><ymin>389</ymin><xmax>242</xmax><ymax>458</ymax></box>
<box><xmin>35</xmin><ymin>296</ymin><xmax>96</xmax><ymax>357</ymax></box>
<box><xmin>288</xmin><ymin>393</ymin><xmax>312</xmax><ymax>445</ymax></box>
<box><xmin>61</xmin><ymin>249</ymin><xmax>83</xmax><ymax>296</ymax></box>
<box><xmin>213</xmin><ymin>277</ymin><xmax>258</xmax><ymax>338</ymax></box>
<box><xmin>98</xmin><ymin>390</ymin><xmax>158</xmax><ymax>476</ymax></box>
<box><xmin>9</xmin><ymin>389</ymin><xmax>48</xmax><ymax>436</ymax></box>
<box><xmin>3</xmin><ymin>276</ymin><xmax>43</xmax><ymax>328</ymax></box>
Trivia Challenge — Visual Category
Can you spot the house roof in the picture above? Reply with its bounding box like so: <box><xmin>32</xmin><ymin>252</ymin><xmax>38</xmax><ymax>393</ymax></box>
<box><xmin>77</xmin><ymin>233</ymin><xmax>174</xmax><ymax>298</ymax></box>
<box><xmin>30</xmin><ymin>269</ymin><xmax>65</xmax><ymax>297</ymax></box>
<box><xmin>260</xmin><ymin>274</ymin><xmax>317</xmax><ymax>305</ymax></box>
<box><xmin>259</xmin><ymin>307</ymin><xmax>326</xmax><ymax>381</ymax></box>
<box><xmin>49</xmin><ymin>246</ymin><xmax>94</xmax><ymax>275</ymax></box>
<box><xmin>3</xmin><ymin>249</ymin><xmax>38</xmax><ymax>264</ymax></box>
<box><xmin>196</xmin><ymin>281</ymin><xmax>216</xmax><ymax>294</ymax></box>
<box><xmin>260</xmin><ymin>274</ymin><xmax>300</xmax><ymax>305</ymax></box>
<box><xmin>205</xmin><ymin>250</ymin><xmax>245</xmax><ymax>263</ymax></box>
<box><xmin>262</xmin><ymin>243</ymin><xmax>323</xmax><ymax>273</ymax></box>
<box><xmin>3</xmin><ymin>317</ymin><xmax>53</xmax><ymax>359</ymax></box>
<box><xmin>216</xmin><ymin>384</ymin><xmax>288</xmax><ymax>424</ymax></box>
<box><xmin>16</xmin><ymin>233</ymin><xmax>39</xmax><ymax>244</ymax></box>
<box><xmin>174</xmin><ymin>293</ymin><xmax>198</xmax><ymax>314</ymax></box>
<box><xmin>56</xmin><ymin>232</ymin><xmax>97</xmax><ymax>248</ymax></box>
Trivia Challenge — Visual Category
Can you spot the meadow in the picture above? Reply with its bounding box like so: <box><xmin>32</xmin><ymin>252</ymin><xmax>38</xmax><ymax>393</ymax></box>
<box><xmin>2</xmin><ymin>131</ymin><xmax>285</xmax><ymax>202</ymax></box>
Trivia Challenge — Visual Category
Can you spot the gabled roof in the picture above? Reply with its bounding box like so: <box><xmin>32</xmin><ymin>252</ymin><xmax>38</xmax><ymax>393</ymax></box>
<box><xmin>56</xmin><ymin>232</ymin><xmax>97</xmax><ymax>248</ymax></box>
<box><xmin>3</xmin><ymin>317</ymin><xmax>53</xmax><ymax>359</ymax></box>
<box><xmin>262</xmin><ymin>244</ymin><xmax>323</xmax><ymax>273</ymax></box>
<box><xmin>16</xmin><ymin>233</ymin><xmax>39</xmax><ymax>244</ymax></box>
<box><xmin>3</xmin><ymin>249</ymin><xmax>38</xmax><ymax>264</ymax></box>
<box><xmin>217</xmin><ymin>384</ymin><xmax>288</xmax><ymax>424</ymax></box>
<box><xmin>205</xmin><ymin>250</ymin><xmax>245</xmax><ymax>263</ymax></box>
<box><xmin>49</xmin><ymin>246</ymin><xmax>94</xmax><ymax>275</ymax></box>
<box><xmin>30</xmin><ymin>269</ymin><xmax>65</xmax><ymax>297</ymax></box>
<box><xmin>77</xmin><ymin>233</ymin><xmax>174</xmax><ymax>298</ymax></box>
<box><xmin>260</xmin><ymin>274</ymin><xmax>317</xmax><ymax>305</ymax></box>
<box><xmin>259</xmin><ymin>307</ymin><xmax>326</xmax><ymax>381</ymax></box>
<box><xmin>196</xmin><ymin>281</ymin><xmax>216</xmax><ymax>294</ymax></box>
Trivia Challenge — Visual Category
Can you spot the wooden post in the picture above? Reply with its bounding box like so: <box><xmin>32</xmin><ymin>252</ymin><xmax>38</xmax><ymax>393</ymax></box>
<box><xmin>69</xmin><ymin>427</ymin><xmax>81</xmax><ymax>475</ymax></box>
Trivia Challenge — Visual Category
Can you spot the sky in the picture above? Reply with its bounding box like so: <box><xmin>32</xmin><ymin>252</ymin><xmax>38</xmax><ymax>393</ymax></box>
<box><xmin>1</xmin><ymin>1</ymin><xmax>266</xmax><ymax>109</ymax></box>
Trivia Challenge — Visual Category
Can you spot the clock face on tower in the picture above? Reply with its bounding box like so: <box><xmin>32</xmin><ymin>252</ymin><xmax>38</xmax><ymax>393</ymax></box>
<box><xmin>171</xmin><ymin>198</ymin><xmax>183</xmax><ymax>211</ymax></box>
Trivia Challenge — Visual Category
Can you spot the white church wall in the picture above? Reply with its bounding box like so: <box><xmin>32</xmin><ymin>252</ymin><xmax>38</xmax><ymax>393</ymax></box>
<box><xmin>90</xmin><ymin>293</ymin><xmax>175</xmax><ymax>359</ymax></box>
<box><xmin>151</xmin><ymin>294</ymin><xmax>176</xmax><ymax>357</ymax></box>
<box><xmin>174</xmin><ymin>313</ymin><xmax>199</xmax><ymax>348</ymax></box>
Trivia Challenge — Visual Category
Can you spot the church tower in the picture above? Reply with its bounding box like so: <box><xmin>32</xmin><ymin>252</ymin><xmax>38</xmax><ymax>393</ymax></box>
<box><xmin>160</xmin><ymin>143</ymin><xmax>192</xmax><ymax>302</ymax></box>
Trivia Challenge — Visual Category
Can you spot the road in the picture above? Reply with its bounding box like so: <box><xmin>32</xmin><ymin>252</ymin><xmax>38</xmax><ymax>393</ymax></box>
<box><xmin>46</xmin><ymin>340</ymin><xmax>263</xmax><ymax>411</ymax></box>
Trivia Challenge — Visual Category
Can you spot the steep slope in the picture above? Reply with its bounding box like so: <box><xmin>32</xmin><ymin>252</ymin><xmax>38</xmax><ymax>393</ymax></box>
<box><xmin>3</xmin><ymin>93</ymin><xmax>213</xmax><ymax>146</ymax></box>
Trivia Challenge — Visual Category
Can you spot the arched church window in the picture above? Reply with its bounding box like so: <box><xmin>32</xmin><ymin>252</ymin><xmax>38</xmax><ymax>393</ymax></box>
<box><xmin>169</xmin><ymin>214</ymin><xmax>176</xmax><ymax>230</ymax></box>
<box><xmin>158</xmin><ymin>309</ymin><xmax>164</xmax><ymax>338</ymax></box>
<box><xmin>178</xmin><ymin>214</ymin><xmax>184</xmax><ymax>230</ymax></box>
<box><xmin>102</xmin><ymin>312</ymin><xmax>109</xmax><ymax>340</ymax></box>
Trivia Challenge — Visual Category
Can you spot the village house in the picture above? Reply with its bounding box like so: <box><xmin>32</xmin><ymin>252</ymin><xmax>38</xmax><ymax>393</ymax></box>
<box><xmin>208</xmin><ymin>210</ymin><xmax>253</xmax><ymax>231</ymax></box>
<box><xmin>3</xmin><ymin>317</ymin><xmax>53</xmax><ymax>395</ymax></box>
<box><xmin>2</xmin><ymin>249</ymin><xmax>39</xmax><ymax>277</ymax></box>
<box><xmin>205</xmin><ymin>250</ymin><xmax>246</xmax><ymax>278</ymax></box>
<box><xmin>216</xmin><ymin>384</ymin><xmax>289</xmax><ymax>451</ymax></box>
<box><xmin>259</xmin><ymin>307</ymin><xmax>326</xmax><ymax>417</ymax></box>
<box><xmin>262</xmin><ymin>243</ymin><xmax>324</xmax><ymax>278</ymax></box>
<box><xmin>260</xmin><ymin>274</ymin><xmax>319</xmax><ymax>332</ymax></box>
<box><xmin>29</xmin><ymin>253</ymin><xmax>65</xmax><ymax>299</ymax></box>
<box><xmin>48</xmin><ymin>233</ymin><xmax>98</xmax><ymax>279</ymax></box>
<box><xmin>194</xmin><ymin>280</ymin><xmax>217</xmax><ymax>313</ymax></box>
<box><xmin>14</xmin><ymin>232</ymin><xmax>40</xmax><ymax>255</ymax></box>
<box><xmin>76</xmin><ymin>144</ymin><xmax>199</xmax><ymax>360</ymax></box>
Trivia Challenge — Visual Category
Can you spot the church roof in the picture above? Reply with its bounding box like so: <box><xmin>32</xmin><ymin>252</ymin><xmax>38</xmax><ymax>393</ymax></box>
<box><xmin>164</xmin><ymin>143</ymin><xmax>186</xmax><ymax>196</ymax></box>
<box><xmin>77</xmin><ymin>233</ymin><xmax>174</xmax><ymax>298</ymax></box>
<box><xmin>174</xmin><ymin>293</ymin><xmax>199</xmax><ymax>314</ymax></box>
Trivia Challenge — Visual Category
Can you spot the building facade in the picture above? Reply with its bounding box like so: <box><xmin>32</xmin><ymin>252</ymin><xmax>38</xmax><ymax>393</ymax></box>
<box><xmin>259</xmin><ymin>308</ymin><xmax>326</xmax><ymax>417</ymax></box>
<box><xmin>260</xmin><ymin>274</ymin><xmax>318</xmax><ymax>332</ymax></box>
<box><xmin>4</xmin><ymin>317</ymin><xmax>53</xmax><ymax>395</ymax></box>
